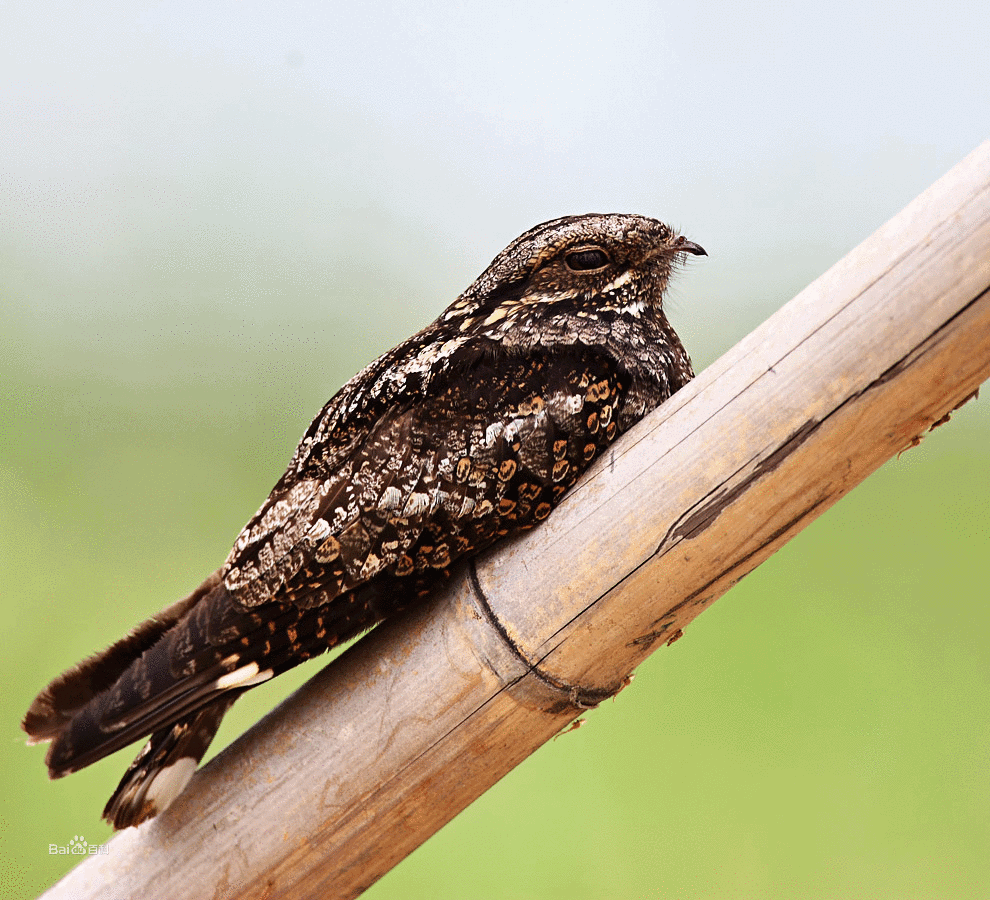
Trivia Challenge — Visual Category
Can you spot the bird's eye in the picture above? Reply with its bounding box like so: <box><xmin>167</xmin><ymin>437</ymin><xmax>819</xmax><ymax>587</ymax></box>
<box><xmin>564</xmin><ymin>248</ymin><xmax>610</xmax><ymax>272</ymax></box>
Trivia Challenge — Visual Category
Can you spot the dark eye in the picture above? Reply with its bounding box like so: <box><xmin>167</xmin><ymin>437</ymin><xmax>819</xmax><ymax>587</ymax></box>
<box><xmin>564</xmin><ymin>248</ymin><xmax>610</xmax><ymax>272</ymax></box>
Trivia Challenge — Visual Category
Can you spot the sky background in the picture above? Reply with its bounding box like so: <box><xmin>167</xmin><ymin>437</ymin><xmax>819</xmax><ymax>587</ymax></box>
<box><xmin>2</xmin><ymin>2</ymin><xmax>988</xmax><ymax>898</ymax></box>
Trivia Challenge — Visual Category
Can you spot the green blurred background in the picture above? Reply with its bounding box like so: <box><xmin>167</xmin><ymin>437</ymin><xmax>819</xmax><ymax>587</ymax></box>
<box><xmin>2</xmin><ymin>2</ymin><xmax>988</xmax><ymax>897</ymax></box>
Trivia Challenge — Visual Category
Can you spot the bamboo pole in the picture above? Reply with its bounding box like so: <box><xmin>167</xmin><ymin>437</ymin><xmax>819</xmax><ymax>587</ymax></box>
<box><xmin>41</xmin><ymin>141</ymin><xmax>990</xmax><ymax>900</ymax></box>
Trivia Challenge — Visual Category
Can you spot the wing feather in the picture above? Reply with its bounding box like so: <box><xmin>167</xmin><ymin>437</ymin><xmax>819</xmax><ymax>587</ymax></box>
<box><xmin>40</xmin><ymin>343</ymin><xmax>627</xmax><ymax>780</ymax></box>
<box><xmin>223</xmin><ymin>342</ymin><xmax>627</xmax><ymax>612</ymax></box>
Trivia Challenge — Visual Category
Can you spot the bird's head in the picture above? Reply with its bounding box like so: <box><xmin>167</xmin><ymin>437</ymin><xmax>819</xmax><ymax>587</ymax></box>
<box><xmin>442</xmin><ymin>213</ymin><xmax>705</xmax><ymax>335</ymax></box>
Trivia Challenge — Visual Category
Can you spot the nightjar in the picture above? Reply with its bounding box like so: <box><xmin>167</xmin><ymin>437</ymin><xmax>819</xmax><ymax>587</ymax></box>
<box><xmin>23</xmin><ymin>213</ymin><xmax>705</xmax><ymax>828</ymax></box>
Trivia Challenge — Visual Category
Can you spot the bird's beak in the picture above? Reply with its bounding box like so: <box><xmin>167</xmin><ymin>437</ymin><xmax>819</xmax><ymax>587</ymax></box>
<box><xmin>675</xmin><ymin>238</ymin><xmax>707</xmax><ymax>257</ymax></box>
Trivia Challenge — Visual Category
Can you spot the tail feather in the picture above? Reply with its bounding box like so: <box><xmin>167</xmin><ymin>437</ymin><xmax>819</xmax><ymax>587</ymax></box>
<box><xmin>41</xmin><ymin>584</ymin><xmax>282</xmax><ymax>777</ymax></box>
<box><xmin>103</xmin><ymin>696</ymin><xmax>236</xmax><ymax>829</ymax></box>
<box><xmin>36</xmin><ymin>577</ymin><xmax>387</xmax><ymax>779</ymax></box>
<box><xmin>24</xmin><ymin>570</ymin><xmax>402</xmax><ymax>827</ymax></box>
<box><xmin>22</xmin><ymin>571</ymin><xmax>221</xmax><ymax>744</ymax></box>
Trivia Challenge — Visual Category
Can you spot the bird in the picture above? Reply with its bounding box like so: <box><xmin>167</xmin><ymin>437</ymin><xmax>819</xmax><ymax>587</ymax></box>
<box><xmin>23</xmin><ymin>213</ymin><xmax>705</xmax><ymax>829</ymax></box>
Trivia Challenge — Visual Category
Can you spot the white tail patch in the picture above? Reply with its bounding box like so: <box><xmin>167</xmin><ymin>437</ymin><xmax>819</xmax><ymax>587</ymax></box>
<box><xmin>214</xmin><ymin>662</ymin><xmax>275</xmax><ymax>691</ymax></box>
<box><xmin>144</xmin><ymin>757</ymin><xmax>197</xmax><ymax>817</ymax></box>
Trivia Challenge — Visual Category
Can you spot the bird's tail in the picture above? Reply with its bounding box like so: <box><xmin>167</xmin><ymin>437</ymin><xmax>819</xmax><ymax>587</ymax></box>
<box><xmin>23</xmin><ymin>570</ymin><xmax>392</xmax><ymax>827</ymax></box>
<box><xmin>22</xmin><ymin>571</ymin><xmax>222</xmax><ymax>747</ymax></box>
<box><xmin>102</xmin><ymin>696</ymin><xmax>236</xmax><ymax>828</ymax></box>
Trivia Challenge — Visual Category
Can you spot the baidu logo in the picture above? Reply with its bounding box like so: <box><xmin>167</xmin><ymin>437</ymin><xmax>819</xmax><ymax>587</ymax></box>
<box><xmin>48</xmin><ymin>835</ymin><xmax>110</xmax><ymax>856</ymax></box>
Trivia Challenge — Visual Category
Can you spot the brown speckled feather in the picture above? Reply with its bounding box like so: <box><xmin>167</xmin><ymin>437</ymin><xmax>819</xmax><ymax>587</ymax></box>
<box><xmin>23</xmin><ymin>213</ymin><xmax>704</xmax><ymax>828</ymax></box>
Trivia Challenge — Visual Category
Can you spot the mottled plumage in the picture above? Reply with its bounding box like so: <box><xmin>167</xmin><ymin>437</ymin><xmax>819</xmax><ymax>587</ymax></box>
<box><xmin>23</xmin><ymin>213</ymin><xmax>704</xmax><ymax>828</ymax></box>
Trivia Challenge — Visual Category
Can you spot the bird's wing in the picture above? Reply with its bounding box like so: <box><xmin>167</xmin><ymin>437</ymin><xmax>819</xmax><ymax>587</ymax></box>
<box><xmin>221</xmin><ymin>340</ymin><xmax>627</xmax><ymax>611</ymax></box>
<box><xmin>35</xmin><ymin>343</ymin><xmax>627</xmax><ymax>779</ymax></box>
